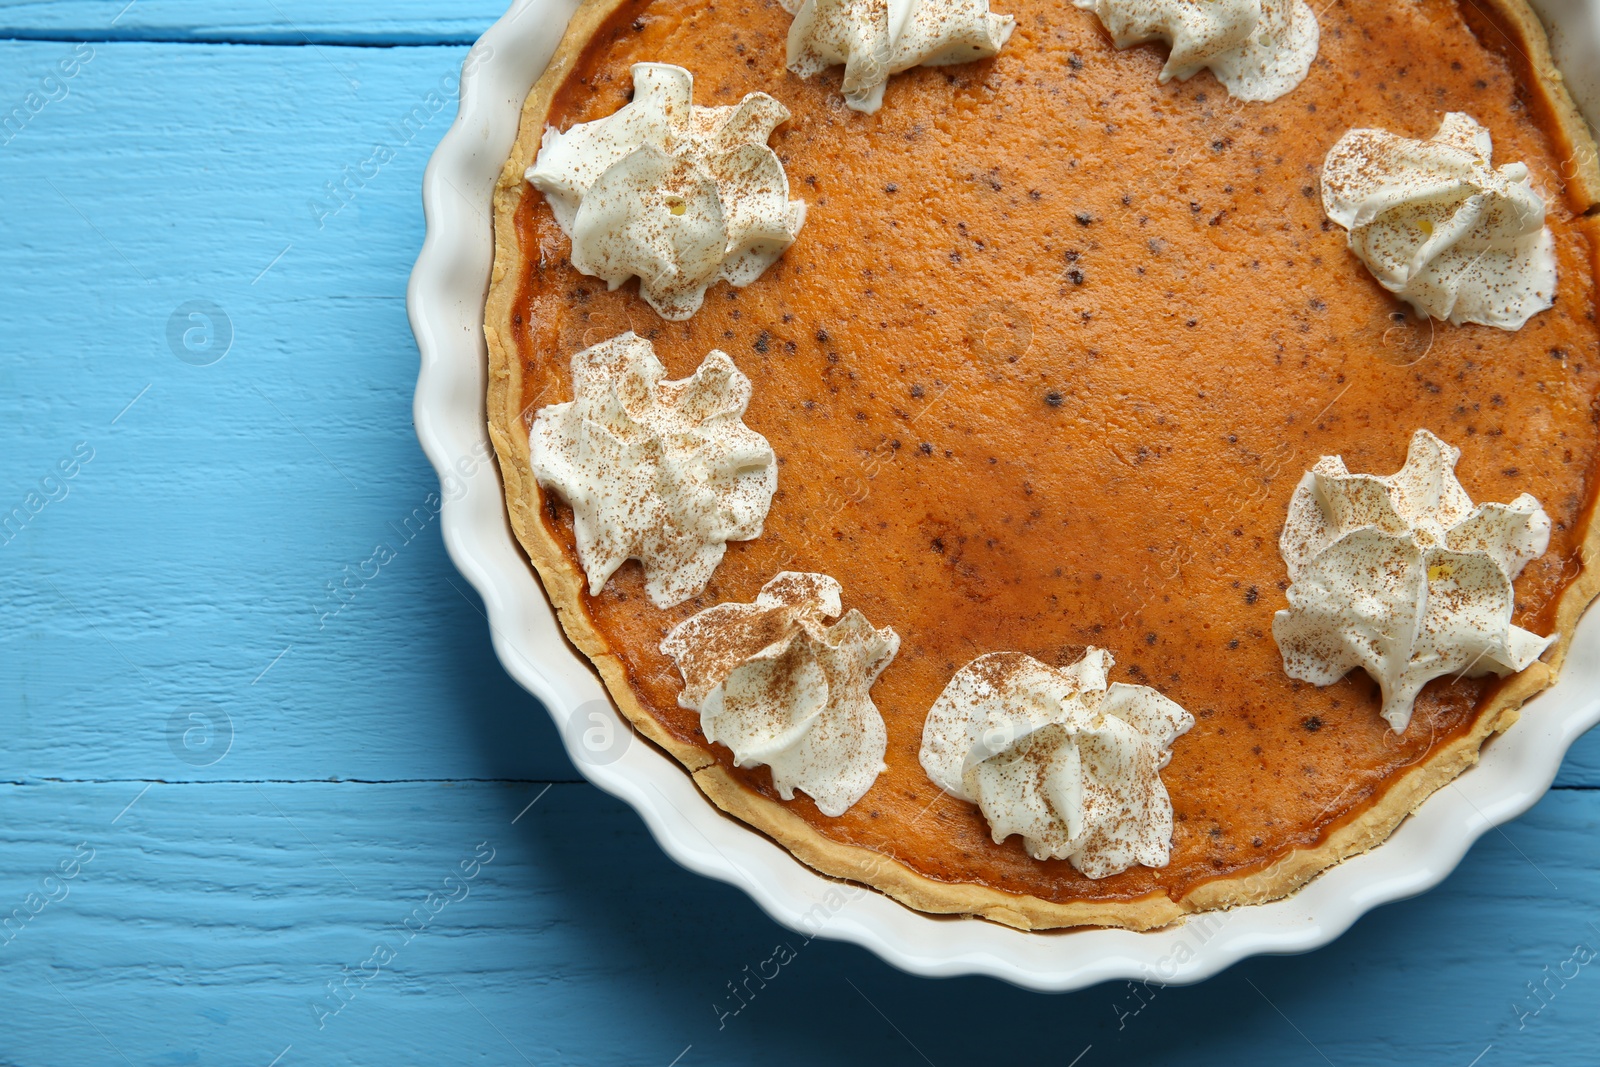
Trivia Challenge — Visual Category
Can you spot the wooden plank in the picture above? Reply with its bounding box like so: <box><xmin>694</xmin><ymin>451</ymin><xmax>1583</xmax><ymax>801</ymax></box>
<box><xmin>0</xmin><ymin>41</ymin><xmax>578</xmax><ymax>782</ymax></box>
<box><xmin>0</xmin><ymin>2</ymin><xmax>503</xmax><ymax>44</ymax></box>
<box><xmin>0</xmin><ymin>780</ymin><xmax>1594</xmax><ymax>1065</ymax></box>
<box><xmin>1560</xmin><ymin>730</ymin><xmax>1600</xmax><ymax>786</ymax></box>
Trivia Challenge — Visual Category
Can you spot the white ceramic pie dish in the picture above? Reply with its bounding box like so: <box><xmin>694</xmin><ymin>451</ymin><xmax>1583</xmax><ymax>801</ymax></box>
<box><xmin>409</xmin><ymin>0</ymin><xmax>1600</xmax><ymax>991</ymax></box>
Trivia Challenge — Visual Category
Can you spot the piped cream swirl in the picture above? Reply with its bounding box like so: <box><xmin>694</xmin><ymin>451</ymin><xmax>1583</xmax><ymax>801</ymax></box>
<box><xmin>661</xmin><ymin>572</ymin><xmax>900</xmax><ymax>816</ymax></box>
<box><xmin>1321</xmin><ymin>112</ymin><xmax>1556</xmax><ymax>329</ymax></box>
<box><xmin>527</xmin><ymin>62</ymin><xmax>806</xmax><ymax>320</ymax></box>
<box><xmin>919</xmin><ymin>649</ymin><xmax>1193</xmax><ymax>877</ymax></box>
<box><xmin>783</xmin><ymin>0</ymin><xmax>1015</xmax><ymax>114</ymax></box>
<box><xmin>529</xmin><ymin>332</ymin><xmax>776</xmax><ymax>609</ymax></box>
<box><xmin>1074</xmin><ymin>0</ymin><xmax>1318</xmax><ymax>102</ymax></box>
<box><xmin>1273</xmin><ymin>429</ymin><xmax>1555</xmax><ymax>732</ymax></box>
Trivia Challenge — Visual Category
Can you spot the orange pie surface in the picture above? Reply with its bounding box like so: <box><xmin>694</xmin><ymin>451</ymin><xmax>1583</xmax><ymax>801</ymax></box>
<box><xmin>497</xmin><ymin>0</ymin><xmax>1600</xmax><ymax>914</ymax></box>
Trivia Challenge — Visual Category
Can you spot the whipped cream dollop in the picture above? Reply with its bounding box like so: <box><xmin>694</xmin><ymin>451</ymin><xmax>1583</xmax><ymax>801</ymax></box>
<box><xmin>529</xmin><ymin>332</ymin><xmax>777</xmax><ymax>609</ymax></box>
<box><xmin>526</xmin><ymin>63</ymin><xmax>807</xmax><ymax>320</ymax></box>
<box><xmin>1273</xmin><ymin>429</ymin><xmax>1555</xmax><ymax>732</ymax></box>
<box><xmin>919</xmin><ymin>649</ymin><xmax>1193</xmax><ymax>877</ymax></box>
<box><xmin>1074</xmin><ymin>0</ymin><xmax>1318</xmax><ymax>102</ymax></box>
<box><xmin>783</xmin><ymin>0</ymin><xmax>1015</xmax><ymax>114</ymax></box>
<box><xmin>1321</xmin><ymin>112</ymin><xmax>1556</xmax><ymax>329</ymax></box>
<box><xmin>660</xmin><ymin>572</ymin><xmax>900</xmax><ymax>816</ymax></box>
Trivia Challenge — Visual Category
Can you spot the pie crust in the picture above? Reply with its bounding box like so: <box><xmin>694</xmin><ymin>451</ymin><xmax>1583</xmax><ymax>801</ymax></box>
<box><xmin>485</xmin><ymin>0</ymin><xmax>1600</xmax><ymax>930</ymax></box>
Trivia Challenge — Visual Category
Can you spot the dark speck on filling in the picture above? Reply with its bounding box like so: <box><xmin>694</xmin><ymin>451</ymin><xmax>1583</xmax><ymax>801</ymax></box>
<box><xmin>1244</xmin><ymin>586</ymin><xmax>1259</xmax><ymax>605</ymax></box>
<box><xmin>1303</xmin><ymin>716</ymin><xmax>1323</xmax><ymax>732</ymax></box>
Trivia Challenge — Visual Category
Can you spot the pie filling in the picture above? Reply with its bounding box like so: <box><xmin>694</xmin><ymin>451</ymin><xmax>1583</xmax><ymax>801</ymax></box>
<box><xmin>502</xmin><ymin>0</ymin><xmax>1599</xmax><ymax>908</ymax></box>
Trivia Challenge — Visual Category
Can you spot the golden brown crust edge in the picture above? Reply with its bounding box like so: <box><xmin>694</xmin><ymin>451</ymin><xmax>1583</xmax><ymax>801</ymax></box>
<box><xmin>482</xmin><ymin>0</ymin><xmax>1600</xmax><ymax>932</ymax></box>
<box><xmin>1466</xmin><ymin>0</ymin><xmax>1600</xmax><ymax>214</ymax></box>
<box><xmin>485</xmin><ymin>0</ymin><xmax>717</xmax><ymax>777</ymax></box>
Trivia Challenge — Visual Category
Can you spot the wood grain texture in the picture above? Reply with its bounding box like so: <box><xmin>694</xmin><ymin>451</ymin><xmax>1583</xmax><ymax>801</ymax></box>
<box><xmin>0</xmin><ymin>19</ymin><xmax>1597</xmax><ymax>1065</ymax></box>
<box><xmin>0</xmin><ymin>2</ymin><xmax>505</xmax><ymax>44</ymax></box>
<box><xmin>0</xmin><ymin>40</ymin><xmax>573</xmax><ymax>783</ymax></box>
<box><xmin>0</xmin><ymin>782</ymin><xmax>1596</xmax><ymax>1065</ymax></box>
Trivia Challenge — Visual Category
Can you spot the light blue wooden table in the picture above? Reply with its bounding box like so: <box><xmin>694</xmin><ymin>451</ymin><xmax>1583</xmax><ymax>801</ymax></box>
<box><xmin>2</xmin><ymin>3</ymin><xmax>1598</xmax><ymax>1063</ymax></box>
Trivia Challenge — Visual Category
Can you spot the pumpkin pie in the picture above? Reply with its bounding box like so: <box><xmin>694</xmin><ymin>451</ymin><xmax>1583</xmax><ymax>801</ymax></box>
<box><xmin>484</xmin><ymin>0</ymin><xmax>1600</xmax><ymax>929</ymax></box>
